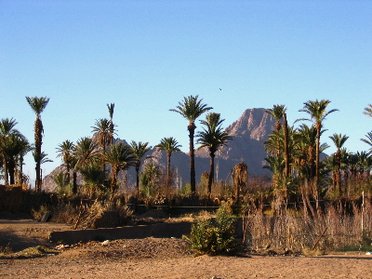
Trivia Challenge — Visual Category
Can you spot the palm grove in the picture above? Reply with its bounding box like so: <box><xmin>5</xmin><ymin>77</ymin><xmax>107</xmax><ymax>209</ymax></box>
<box><xmin>0</xmin><ymin>96</ymin><xmax>371</xmax><ymax>207</ymax></box>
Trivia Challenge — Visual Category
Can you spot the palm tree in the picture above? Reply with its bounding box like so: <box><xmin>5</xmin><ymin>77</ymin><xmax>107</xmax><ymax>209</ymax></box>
<box><xmin>2</xmin><ymin>134</ymin><xmax>29</xmax><ymax>185</ymax></box>
<box><xmin>34</xmin><ymin>151</ymin><xmax>53</xmax><ymax>182</ymax></box>
<box><xmin>266</xmin><ymin>105</ymin><xmax>286</xmax><ymax>133</ymax></box>
<box><xmin>361</xmin><ymin>131</ymin><xmax>372</xmax><ymax>155</ymax></box>
<box><xmin>0</xmin><ymin>118</ymin><xmax>21</xmax><ymax>185</ymax></box>
<box><xmin>56</xmin><ymin>140</ymin><xmax>76</xmax><ymax>185</ymax></box>
<box><xmin>104</xmin><ymin>142</ymin><xmax>136</xmax><ymax>193</ymax></box>
<box><xmin>74</xmin><ymin>137</ymin><xmax>99</xmax><ymax>171</ymax></box>
<box><xmin>16</xmin><ymin>136</ymin><xmax>31</xmax><ymax>185</ymax></box>
<box><xmin>364</xmin><ymin>104</ymin><xmax>372</xmax><ymax>117</ymax></box>
<box><xmin>91</xmin><ymin>118</ymin><xmax>112</xmax><ymax>153</ymax></box>
<box><xmin>266</xmin><ymin>105</ymin><xmax>290</xmax><ymax>178</ymax></box>
<box><xmin>329</xmin><ymin>133</ymin><xmax>349</xmax><ymax>193</ymax></box>
<box><xmin>170</xmin><ymin>95</ymin><xmax>212</xmax><ymax>193</ymax></box>
<box><xmin>130</xmin><ymin>141</ymin><xmax>151</xmax><ymax>196</ymax></box>
<box><xmin>299</xmin><ymin>99</ymin><xmax>338</xmax><ymax>208</ymax></box>
<box><xmin>156</xmin><ymin>137</ymin><xmax>181</xmax><ymax>188</ymax></box>
<box><xmin>73</xmin><ymin>137</ymin><xmax>99</xmax><ymax>194</ymax></box>
<box><xmin>92</xmin><ymin>118</ymin><xmax>113</xmax><ymax>181</ymax></box>
<box><xmin>26</xmin><ymin>96</ymin><xmax>50</xmax><ymax>191</ymax></box>
<box><xmin>197</xmin><ymin>113</ymin><xmax>231</xmax><ymax>194</ymax></box>
<box><xmin>107</xmin><ymin>103</ymin><xmax>115</xmax><ymax>145</ymax></box>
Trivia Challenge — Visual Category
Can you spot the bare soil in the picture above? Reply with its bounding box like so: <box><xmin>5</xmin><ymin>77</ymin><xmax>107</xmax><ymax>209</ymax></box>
<box><xmin>1</xmin><ymin>220</ymin><xmax>371</xmax><ymax>279</ymax></box>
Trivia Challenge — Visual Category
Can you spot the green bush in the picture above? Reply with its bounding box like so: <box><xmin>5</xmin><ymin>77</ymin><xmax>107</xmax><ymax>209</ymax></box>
<box><xmin>184</xmin><ymin>202</ymin><xmax>239</xmax><ymax>255</ymax></box>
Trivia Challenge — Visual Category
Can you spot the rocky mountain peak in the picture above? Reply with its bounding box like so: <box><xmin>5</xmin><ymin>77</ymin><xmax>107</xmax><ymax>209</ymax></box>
<box><xmin>226</xmin><ymin>108</ymin><xmax>275</xmax><ymax>141</ymax></box>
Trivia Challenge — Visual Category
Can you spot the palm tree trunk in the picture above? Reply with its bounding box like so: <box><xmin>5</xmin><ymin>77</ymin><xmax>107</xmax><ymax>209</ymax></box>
<box><xmin>315</xmin><ymin>123</ymin><xmax>321</xmax><ymax>211</ymax></box>
<box><xmin>72</xmin><ymin>171</ymin><xmax>77</xmax><ymax>194</ymax></box>
<box><xmin>207</xmin><ymin>152</ymin><xmax>215</xmax><ymax>195</ymax></box>
<box><xmin>19</xmin><ymin>156</ymin><xmax>24</xmax><ymax>185</ymax></box>
<box><xmin>166</xmin><ymin>152</ymin><xmax>171</xmax><ymax>188</ymax></box>
<box><xmin>111</xmin><ymin>167</ymin><xmax>117</xmax><ymax>193</ymax></box>
<box><xmin>3</xmin><ymin>159</ymin><xmax>9</xmax><ymax>185</ymax></box>
<box><xmin>136</xmin><ymin>165</ymin><xmax>140</xmax><ymax>197</ymax></box>
<box><xmin>35</xmin><ymin>118</ymin><xmax>43</xmax><ymax>192</ymax></box>
<box><xmin>283</xmin><ymin>113</ymin><xmax>290</xmax><ymax>177</ymax></box>
<box><xmin>8</xmin><ymin>162</ymin><xmax>15</xmax><ymax>185</ymax></box>
<box><xmin>188</xmin><ymin>123</ymin><xmax>196</xmax><ymax>194</ymax></box>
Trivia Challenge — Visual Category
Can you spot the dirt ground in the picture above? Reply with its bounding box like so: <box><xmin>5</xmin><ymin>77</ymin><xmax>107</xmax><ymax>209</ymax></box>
<box><xmin>1</xmin><ymin>220</ymin><xmax>371</xmax><ymax>279</ymax></box>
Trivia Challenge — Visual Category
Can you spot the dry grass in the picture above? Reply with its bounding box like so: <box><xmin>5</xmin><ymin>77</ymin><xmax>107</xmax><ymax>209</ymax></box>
<box><xmin>242</xmin><ymin>199</ymin><xmax>372</xmax><ymax>255</ymax></box>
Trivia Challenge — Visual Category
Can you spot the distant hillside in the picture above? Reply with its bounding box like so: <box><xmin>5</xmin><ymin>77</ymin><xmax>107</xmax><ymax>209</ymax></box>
<box><xmin>43</xmin><ymin>108</ymin><xmax>275</xmax><ymax>192</ymax></box>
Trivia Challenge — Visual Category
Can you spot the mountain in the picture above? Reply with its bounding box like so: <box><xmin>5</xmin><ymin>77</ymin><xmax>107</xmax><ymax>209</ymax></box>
<box><xmin>196</xmin><ymin>108</ymin><xmax>275</xmax><ymax>178</ymax></box>
<box><xmin>43</xmin><ymin>108</ymin><xmax>275</xmax><ymax>192</ymax></box>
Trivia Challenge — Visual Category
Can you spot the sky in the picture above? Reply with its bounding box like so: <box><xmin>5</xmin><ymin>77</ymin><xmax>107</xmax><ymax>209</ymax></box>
<box><xmin>0</xmin><ymin>0</ymin><xmax>371</xmax><ymax>185</ymax></box>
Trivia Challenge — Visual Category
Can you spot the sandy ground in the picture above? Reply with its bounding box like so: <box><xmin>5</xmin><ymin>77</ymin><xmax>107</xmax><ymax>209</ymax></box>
<box><xmin>1</xmin><ymin>220</ymin><xmax>371</xmax><ymax>279</ymax></box>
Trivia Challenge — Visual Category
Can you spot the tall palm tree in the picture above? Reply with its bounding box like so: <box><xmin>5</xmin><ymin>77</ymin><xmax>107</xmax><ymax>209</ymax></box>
<box><xmin>104</xmin><ymin>142</ymin><xmax>136</xmax><ymax>193</ymax></box>
<box><xmin>266</xmin><ymin>105</ymin><xmax>290</xmax><ymax>178</ymax></box>
<box><xmin>91</xmin><ymin>118</ymin><xmax>112</xmax><ymax>153</ymax></box>
<box><xmin>130</xmin><ymin>141</ymin><xmax>151</xmax><ymax>196</ymax></box>
<box><xmin>92</xmin><ymin>118</ymin><xmax>113</xmax><ymax>181</ymax></box>
<box><xmin>56</xmin><ymin>140</ymin><xmax>76</xmax><ymax>184</ymax></box>
<box><xmin>170</xmin><ymin>95</ymin><xmax>212</xmax><ymax>193</ymax></box>
<box><xmin>266</xmin><ymin>105</ymin><xmax>286</xmax><ymax>133</ymax></box>
<box><xmin>0</xmin><ymin>118</ymin><xmax>21</xmax><ymax>185</ymax></box>
<box><xmin>364</xmin><ymin>104</ymin><xmax>372</xmax><ymax>117</ymax></box>
<box><xmin>299</xmin><ymin>99</ymin><xmax>338</xmax><ymax>207</ymax></box>
<box><xmin>107</xmin><ymin>103</ymin><xmax>115</xmax><ymax>145</ymax></box>
<box><xmin>26</xmin><ymin>96</ymin><xmax>50</xmax><ymax>191</ymax></box>
<box><xmin>197</xmin><ymin>112</ymin><xmax>231</xmax><ymax>194</ymax></box>
<box><xmin>156</xmin><ymin>137</ymin><xmax>181</xmax><ymax>188</ymax></box>
<box><xmin>329</xmin><ymin>133</ymin><xmax>349</xmax><ymax>193</ymax></box>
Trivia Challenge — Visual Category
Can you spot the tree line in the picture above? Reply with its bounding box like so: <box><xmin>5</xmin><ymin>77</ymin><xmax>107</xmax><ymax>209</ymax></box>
<box><xmin>0</xmin><ymin>96</ymin><xmax>371</xmax><ymax>205</ymax></box>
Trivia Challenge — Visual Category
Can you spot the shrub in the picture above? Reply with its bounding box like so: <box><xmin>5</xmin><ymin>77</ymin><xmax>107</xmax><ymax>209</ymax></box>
<box><xmin>184</xmin><ymin>202</ymin><xmax>239</xmax><ymax>255</ymax></box>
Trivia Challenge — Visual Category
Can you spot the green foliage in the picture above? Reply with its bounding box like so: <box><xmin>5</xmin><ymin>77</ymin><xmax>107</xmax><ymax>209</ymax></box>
<box><xmin>180</xmin><ymin>183</ymin><xmax>192</xmax><ymax>196</ymax></box>
<box><xmin>53</xmin><ymin>172</ymin><xmax>71</xmax><ymax>196</ymax></box>
<box><xmin>184</xmin><ymin>202</ymin><xmax>239</xmax><ymax>255</ymax></box>
<box><xmin>140</xmin><ymin>162</ymin><xmax>161</xmax><ymax>198</ymax></box>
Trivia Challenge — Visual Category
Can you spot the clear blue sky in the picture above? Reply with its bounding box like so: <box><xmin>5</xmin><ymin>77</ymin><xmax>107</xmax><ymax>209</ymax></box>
<box><xmin>0</xmin><ymin>0</ymin><xmax>371</xmax><ymax>184</ymax></box>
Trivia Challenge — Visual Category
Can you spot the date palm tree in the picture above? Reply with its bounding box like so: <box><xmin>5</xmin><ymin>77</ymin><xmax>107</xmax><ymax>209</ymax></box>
<box><xmin>91</xmin><ymin>118</ymin><xmax>112</xmax><ymax>153</ymax></box>
<box><xmin>104</xmin><ymin>142</ymin><xmax>136</xmax><ymax>193</ymax></box>
<box><xmin>130</xmin><ymin>141</ymin><xmax>151</xmax><ymax>196</ymax></box>
<box><xmin>92</xmin><ymin>118</ymin><xmax>114</xmax><ymax>181</ymax></box>
<box><xmin>56</xmin><ymin>140</ymin><xmax>76</xmax><ymax>185</ymax></box>
<box><xmin>156</xmin><ymin>137</ymin><xmax>181</xmax><ymax>188</ymax></box>
<box><xmin>26</xmin><ymin>96</ymin><xmax>50</xmax><ymax>191</ymax></box>
<box><xmin>361</xmin><ymin>131</ymin><xmax>372</xmax><ymax>155</ymax></box>
<box><xmin>197</xmin><ymin>112</ymin><xmax>231</xmax><ymax>195</ymax></box>
<box><xmin>2</xmin><ymin>134</ymin><xmax>29</xmax><ymax>185</ymax></box>
<box><xmin>107</xmin><ymin>103</ymin><xmax>115</xmax><ymax>145</ymax></box>
<box><xmin>35</xmin><ymin>151</ymin><xmax>53</xmax><ymax>182</ymax></box>
<box><xmin>299</xmin><ymin>99</ymin><xmax>338</xmax><ymax>209</ymax></box>
<box><xmin>170</xmin><ymin>95</ymin><xmax>212</xmax><ymax>193</ymax></box>
<box><xmin>329</xmin><ymin>133</ymin><xmax>349</xmax><ymax>193</ymax></box>
<box><xmin>266</xmin><ymin>105</ymin><xmax>290</xmax><ymax>178</ymax></box>
<box><xmin>73</xmin><ymin>137</ymin><xmax>99</xmax><ymax>194</ymax></box>
<box><xmin>0</xmin><ymin>118</ymin><xmax>21</xmax><ymax>185</ymax></box>
<box><xmin>16</xmin><ymin>135</ymin><xmax>31</xmax><ymax>185</ymax></box>
<box><xmin>74</xmin><ymin>137</ymin><xmax>99</xmax><ymax>170</ymax></box>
